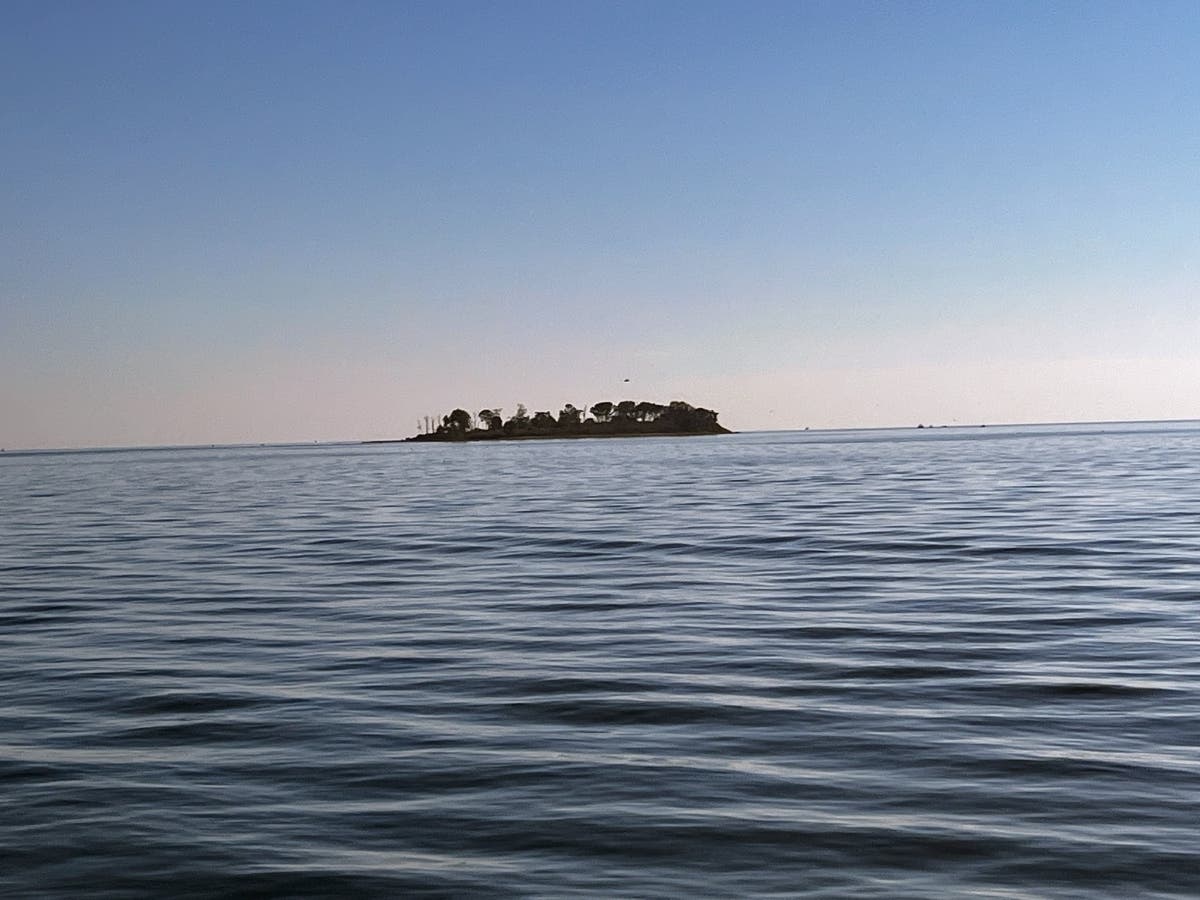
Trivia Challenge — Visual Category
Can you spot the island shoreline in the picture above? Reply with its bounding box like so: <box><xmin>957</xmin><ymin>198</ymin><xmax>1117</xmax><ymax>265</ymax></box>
<box><xmin>365</xmin><ymin>429</ymin><xmax>733</xmax><ymax>445</ymax></box>
<box><xmin>394</xmin><ymin>399</ymin><xmax>731</xmax><ymax>443</ymax></box>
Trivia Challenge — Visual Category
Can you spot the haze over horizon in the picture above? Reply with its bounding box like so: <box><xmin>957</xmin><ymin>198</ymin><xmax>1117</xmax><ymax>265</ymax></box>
<box><xmin>3</xmin><ymin>1</ymin><xmax>1197</xmax><ymax>450</ymax></box>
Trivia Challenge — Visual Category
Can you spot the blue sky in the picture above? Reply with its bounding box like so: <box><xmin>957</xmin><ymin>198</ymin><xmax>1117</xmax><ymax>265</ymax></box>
<box><xmin>2</xmin><ymin>0</ymin><xmax>1197</xmax><ymax>447</ymax></box>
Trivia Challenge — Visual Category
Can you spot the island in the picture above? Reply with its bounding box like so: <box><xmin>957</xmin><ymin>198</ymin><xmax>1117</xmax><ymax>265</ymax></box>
<box><xmin>399</xmin><ymin>400</ymin><xmax>732</xmax><ymax>442</ymax></box>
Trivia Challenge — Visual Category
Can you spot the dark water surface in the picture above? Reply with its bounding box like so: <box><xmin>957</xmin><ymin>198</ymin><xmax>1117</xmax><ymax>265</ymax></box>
<box><xmin>3</xmin><ymin>423</ymin><xmax>1199</xmax><ymax>898</ymax></box>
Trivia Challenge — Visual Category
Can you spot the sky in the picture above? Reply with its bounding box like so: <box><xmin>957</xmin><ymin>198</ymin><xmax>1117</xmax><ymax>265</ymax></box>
<box><xmin>2</xmin><ymin>0</ymin><xmax>1197</xmax><ymax>448</ymax></box>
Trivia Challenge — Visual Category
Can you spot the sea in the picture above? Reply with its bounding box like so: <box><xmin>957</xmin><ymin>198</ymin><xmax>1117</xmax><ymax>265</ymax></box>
<box><xmin>2</xmin><ymin>422</ymin><xmax>1198</xmax><ymax>898</ymax></box>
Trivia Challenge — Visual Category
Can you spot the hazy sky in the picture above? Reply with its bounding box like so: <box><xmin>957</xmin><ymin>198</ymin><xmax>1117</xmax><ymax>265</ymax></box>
<box><xmin>3</xmin><ymin>0</ymin><xmax>1197</xmax><ymax>448</ymax></box>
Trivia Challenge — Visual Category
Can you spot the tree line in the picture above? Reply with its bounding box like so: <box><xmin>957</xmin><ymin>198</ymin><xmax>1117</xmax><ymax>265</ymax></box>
<box><xmin>412</xmin><ymin>400</ymin><xmax>727</xmax><ymax>440</ymax></box>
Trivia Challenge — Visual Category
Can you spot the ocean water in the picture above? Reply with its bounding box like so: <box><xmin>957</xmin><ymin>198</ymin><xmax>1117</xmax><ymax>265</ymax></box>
<box><xmin>2</xmin><ymin>422</ymin><xmax>1198</xmax><ymax>898</ymax></box>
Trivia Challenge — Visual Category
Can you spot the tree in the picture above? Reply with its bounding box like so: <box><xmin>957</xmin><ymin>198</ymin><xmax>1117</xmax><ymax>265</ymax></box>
<box><xmin>590</xmin><ymin>401</ymin><xmax>614</xmax><ymax>423</ymax></box>
<box><xmin>443</xmin><ymin>408</ymin><xmax>472</xmax><ymax>433</ymax></box>
<box><xmin>635</xmin><ymin>401</ymin><xmax>664</xmax><ymax>422</ymax></box>
<box><xmin>694</xmin><ymin>406</ymin><xmax>719</xmax><ymax>429</ymax></box>
<box><xmin>656</xmin><ymin>400</ymin><xmax>720</xmax><ymax>432</ymax></box>
<box><xmin>446</xmin><ymin>408</ymin><xmax>472</xmax><ymax>431</ymax></box>
<box><xmin>415</xmin><ymin>397</ymin><xmax>723</xmax><ymax>441</ymax></box>
<box><xmin>558</xmin><ymin>404</ymin><xmax>582</xmax><ymax>427</ymax></box>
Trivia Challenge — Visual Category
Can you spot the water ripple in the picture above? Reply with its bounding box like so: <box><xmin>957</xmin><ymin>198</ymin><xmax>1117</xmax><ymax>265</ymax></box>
<box><xmin>2</xmin><ymin>423</ymin><xmax>1199</xmax><ymax>897</ymax></box>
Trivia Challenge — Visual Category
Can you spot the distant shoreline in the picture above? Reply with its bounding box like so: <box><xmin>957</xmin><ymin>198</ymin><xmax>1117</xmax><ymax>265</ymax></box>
<box><xmin>7</xmin><ymin>419</ymin><xmax>1199</xmax><ymax>455</ymax></box>
<box><xmin>405</xmin><ymin>400</ymin><xmax>731</xmax><ymax>443</ymax></box>
<box><xmin>366</xmin><ymin>428</ymin><xmax>732</xmax><ymax>445</ymax></box>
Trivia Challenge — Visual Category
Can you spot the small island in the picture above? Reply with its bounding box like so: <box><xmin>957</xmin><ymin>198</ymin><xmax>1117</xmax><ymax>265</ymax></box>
<box><xmin>402</xmin><ymin>400</ymin><xmax>732</xmax><ymax>442</ymax></box>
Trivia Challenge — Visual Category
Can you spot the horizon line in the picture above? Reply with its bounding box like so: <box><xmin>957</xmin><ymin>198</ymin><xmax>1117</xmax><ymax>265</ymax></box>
<box><xmin>3</xmin><ymin>416</ymin><xmax>1199</xmax><ymax>456</ymax></box>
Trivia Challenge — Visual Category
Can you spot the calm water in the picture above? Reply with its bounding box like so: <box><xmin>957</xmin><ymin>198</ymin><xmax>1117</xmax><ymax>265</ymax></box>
<box><xmin>2</xmin><ymin>423</ymin><xmax>1199</xmax><ymax>898</ymax></box>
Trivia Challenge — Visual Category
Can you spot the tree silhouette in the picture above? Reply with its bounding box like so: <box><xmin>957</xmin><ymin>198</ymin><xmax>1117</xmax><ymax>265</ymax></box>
<box><xmin>443</xmin><ymin>408</ymin><xmax>472</xmax><ymax>433</ymax></box>
<box><xmin>658</xmin><ymin>400</ymin><xmax>719</xmax><ymax>431</ymax></box>
<box><xmin>413</xmin><ymin>398</ymin><xmax>727</xmax><ymax>441</ymax></box>
<box><xmin>558</xmin><ymin>404</ymin><xmax>582</xmax><ymax>427</ymax></box>
<box><xmin>635</xmin><ymin>401</ymin><xmax>664</xmax><ymax>422</ymax></box>
<box><xmin>590</xmin><ymin>401</ymin><xmax>614</xmax><ymax>423</ymax></box>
